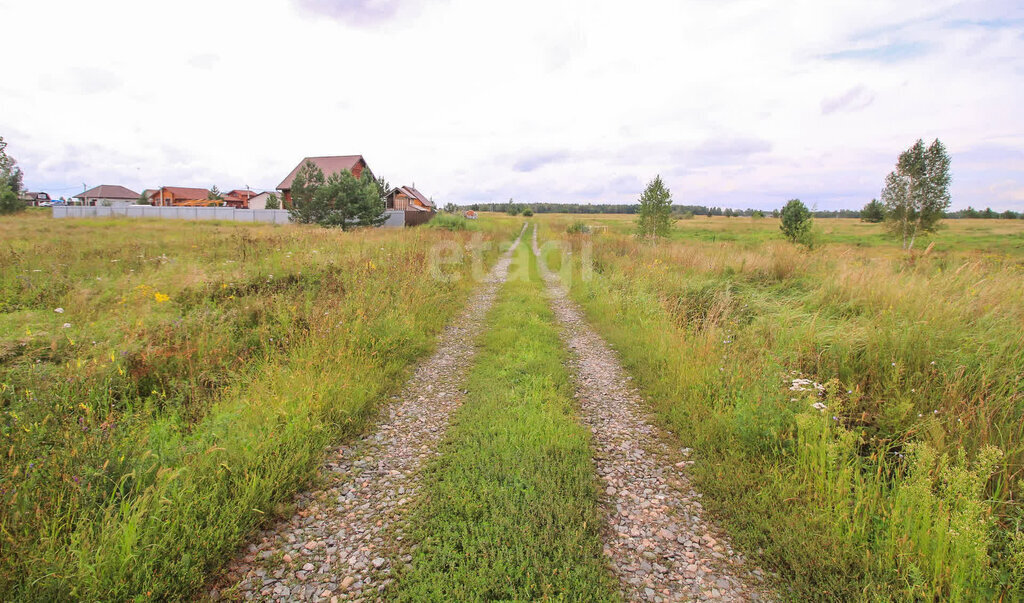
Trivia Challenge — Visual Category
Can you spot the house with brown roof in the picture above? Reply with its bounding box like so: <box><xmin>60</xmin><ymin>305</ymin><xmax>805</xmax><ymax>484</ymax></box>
<box><xmin>19</xmin><ymin>191</ymin><xmax>52</xmax><ymax>206</ymax></box>
<box><xmin>148</xmin><ymin>186</ymin><xmax>212</xmax><ymax>206</ymax></box>
<box><xmin>223</xmin><ymin>189</ymin><xmax>258</xmax><ymax>209</ymax></box>
<box><xmin>387</xmin><ymin>185</ymin><xmax>436</xmax><ymax>226</ymax></box>
<box><xmin>74</xmin><ymin>185</ymin><xmax>139</xmax><ymax>207</ymax></box>
<box><xmin>386</xmin><ymin>186</ymin><xmax>433</xmax><ymax>212</ymax></box>
<box><xmin>277</xmin><ymin>155</ymin><xmax>373</xmax><ymax>206</ymax></box>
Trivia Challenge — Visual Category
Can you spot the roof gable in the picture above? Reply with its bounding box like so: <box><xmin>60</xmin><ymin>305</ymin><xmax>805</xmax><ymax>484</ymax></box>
<box><xmin>398</xmin><ymin>185</ymin><xmax>433</xmax><ymax>207</ymax></box>
<box><xmin>150</xmin><ymin>186</ymin><xmax>211</xmax><ymax>199</ymax></box>
<box><xmin>277</xmin><ymin>155</ymin><xmax>371</xmax><ymax>190</ymax></box>
<box><xmin>75</xmin><ymin>184</ymin><xmax>140</xmax><ymax>199</ymax></box>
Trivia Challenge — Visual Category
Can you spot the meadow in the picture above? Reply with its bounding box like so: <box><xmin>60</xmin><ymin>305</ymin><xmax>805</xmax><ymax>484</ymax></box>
<box><xmin>3</xmin><ymin>208</ymin><xmax>1024</xmax><ymax>601</ymax></box>
<box><xmin>0</xmin><ymin>211</ymin><xmax>514</xmax><ymax>599</ymax></box>
<box><xmin>539</xmin><ymin>213</ymin><xmax>1024</xmax><ymax>599</ymax></box>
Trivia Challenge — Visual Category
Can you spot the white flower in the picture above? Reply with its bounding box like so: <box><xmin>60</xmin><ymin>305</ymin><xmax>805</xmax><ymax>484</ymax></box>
<box><xmin>62</xmin><ymin>323</ymin><xmax>71</xmax><ymax>329</ymax></box>
<box><xmin>54</xmin><ymin>307</ymin><xmax>64</xmax><ymax>313</ymax></box>
<box><xmin>812</xmin><ymin>402</ymin><xmax>827</xmax><ymax>411</ymax></box>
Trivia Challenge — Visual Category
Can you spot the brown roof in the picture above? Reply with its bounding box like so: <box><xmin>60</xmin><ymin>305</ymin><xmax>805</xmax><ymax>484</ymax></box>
<box><xmin>397</xmin><ymin>185</ymin><xmax>434</xmax><ymax>208</ymax></box>
<box><xmin>74</xmin><ymin>184</ymin><xmax>140</xmax><ymax>199</ymax></box>
<box><xmin>277</xmin><ymin>155</ymin><xmax>371</xmax><ymax>190</ymax></box>
<box><xmin>150</xmin><ymin>186</ymin><xmax>211</xmax><ymax>200</ymax></box>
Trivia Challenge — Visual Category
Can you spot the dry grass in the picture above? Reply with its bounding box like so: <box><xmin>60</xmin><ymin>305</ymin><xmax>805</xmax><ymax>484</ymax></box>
<box><xmin>538</xmin><ymin>213</ymin><xmax>1024</xmax><ymax>599</ymax></box>
<box><xmin>0</xmin><ymin>212</ymin><xmax>516</xmax><ymax>599</ymax></box>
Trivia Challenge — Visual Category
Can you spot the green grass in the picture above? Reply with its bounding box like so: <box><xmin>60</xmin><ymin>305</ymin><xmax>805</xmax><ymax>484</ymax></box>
<box><xmin>391</xmin><ymin>240</ymin><xmax>618</xmax><ymax>601</ymax></box>
<box><xmin>0</xmin><ymin>212</ymin><xmax>517</xmax><ymax>599</ymax></box>
<box><xmin>537</xmin><ymin>215</ymin><xmax>1024</xmax><ymax>600</ymax></box>
<box><xmin>534</xmin><ymin>212</ymin><xmax>1024</xmax><ymax>258</ymax></box>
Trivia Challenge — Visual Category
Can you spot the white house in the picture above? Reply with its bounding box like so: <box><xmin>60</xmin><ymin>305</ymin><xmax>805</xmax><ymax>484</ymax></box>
<box><xmin>74</xmin><ymin>185</ymin><xmax>140</xmax><ymax>207</ymax></box>
<box><xmin>247</xmin><ymin>191</ymin><xmax>280</xmax><ymax>210</ymax></box>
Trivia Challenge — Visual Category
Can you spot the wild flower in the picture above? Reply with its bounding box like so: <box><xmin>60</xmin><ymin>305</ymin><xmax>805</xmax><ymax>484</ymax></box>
<box><xmin>54</xmin><ymin>307</ymin><xmax>64</xmax><ymax>313</ymax></box>
<box><xmin>812</xmin><ymin>402</ymin><xmax>827</xmax><ymax>411</ymax></box>
<box><xmin>62</xmin><ymin>323</ymin><xmax>71</xmax><ymax>329</ymax></box>
<box><xmin>153</xmin><ymin>292</ymin><xmax>170</xmax><ymax>303</ymax></box>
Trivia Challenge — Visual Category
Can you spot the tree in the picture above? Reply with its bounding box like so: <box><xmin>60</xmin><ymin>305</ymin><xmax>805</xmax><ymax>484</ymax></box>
<box><xmin>861</xmin><ymin>198</ymin><xmax>884</xmax><ymax>223</ymax></box>
<box><xmin>522</xmin><ymin>208</ymin><xmax>534</xmax><ymax>217</ymax></box>
<box><xmin>443</xmin><ymin>202</ymin><xmax>457</xmax><ymax>213</ymax></box>
<box><xmin>506</xmin><ymin>198</ymin><xmax>519</xmax><ymax>216</ymax></box>
<box><xmin>881</xmin><ymin>138</ymin><xmax>952</xmax><ymax>250</ymax></box>
<box><xmin>288</xmin><ymin>160</ymin><xmax>327</xmax><ymax>223</ymax></box>
<box><xmin>289</xmin><ymin>163</ymin><xmax>386</xmax><ymax>230</ymax></box>
<box><xmin>751</xmin><ymin>210</ymin><xmax>765</xmax><ymax>219</ymax></box>
<box><xmin>0</xmin><ymin>182</ymin><xmax>22</xmax><ymax>214</ymax></box>
<box><xmin>317</xmin><ymin>170</ymin><xmax>387</xmax><ymax>230</ymax></box>
<box><xmin>635</xmin><ymin>175</ymin><xmax>675</xmax><ymax>238</ymax></box>
<box><xmin>208</xmin><ymin>185</ymin><xmax>223</xmax><ymax>200</ymax></box>
<box><xmin>136</xmin><ymin>191</ymin><xmax>151</xmax><ymax>205</ymax></box>
<box><xmin>265</xmin><ymin>193</ymin><xmax>280</xmax><ymax>210</ymax></box>
<box><xmin>374</xmin><ymin>175</ymin><xmax>392</xmax><ymax>209</ymax></box>
<box><xmin>779</xmin><ymin>199</ymin><xmax>812</xmax><ymax>244</ymax></box>
<box><xmin>0</xmin><ymin>136</ymin><xmax>24</xmax><ymax>197</ymax></box>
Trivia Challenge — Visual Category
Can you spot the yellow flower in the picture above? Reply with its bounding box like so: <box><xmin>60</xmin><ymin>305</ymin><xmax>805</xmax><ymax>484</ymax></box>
<box><xmin>154</xmin><ymin>292</ymin><xmax>170</xmax><ymax>303</ymax></box>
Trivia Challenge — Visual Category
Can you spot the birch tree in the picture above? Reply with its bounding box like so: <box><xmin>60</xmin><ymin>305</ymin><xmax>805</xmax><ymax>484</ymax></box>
<box><xmin>881</xmin><ymin>139</ymin><xmax>951</xmax><ymax>250</ymax></box>
<box><xmin>635</xmin><ymin>175</ymin><xmax>675</xmax><ymax>238</ymax></box>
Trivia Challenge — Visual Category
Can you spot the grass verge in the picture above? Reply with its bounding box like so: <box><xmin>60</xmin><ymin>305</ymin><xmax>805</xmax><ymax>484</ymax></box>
<box><xmin>391</xmin><ymin>240</ymin><xmax>618</xmax><ymax>601</ymax></box>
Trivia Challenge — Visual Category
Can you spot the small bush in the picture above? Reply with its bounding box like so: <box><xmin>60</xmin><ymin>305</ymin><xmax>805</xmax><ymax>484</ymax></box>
<box><xmin>428</xmin><ymin>213</ymin><xmax>473</xmax><ymax>231</ymax></box>
<box><xmin>522</xmin><ymin>208</ymin><xmax>534</xmax><ymax>217</ymax></box>
<box><xmin>0</xmin><ymin>183</ymin><xmax>24</xmax><ymax>215</ymax></box>
<box><xmin>566</xmin><ymin>221</ymin><xmax>590</xmax><ymax>234</ymax></box>
<box><xmin>780</xmin><ymin>199</ymin><xmax>813</xmax><ymax>246</ymax></box>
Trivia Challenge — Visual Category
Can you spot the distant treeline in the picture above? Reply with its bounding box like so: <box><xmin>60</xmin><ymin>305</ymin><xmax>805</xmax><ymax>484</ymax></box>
<box><xmin>458</xmin><ymin>202</ymin><xmax>1023</xmax><ymax>219</ymax></box>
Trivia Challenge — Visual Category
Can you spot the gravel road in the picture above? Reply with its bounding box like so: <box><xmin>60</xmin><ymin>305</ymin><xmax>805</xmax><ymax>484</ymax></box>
<box><xmin>531</xmin><ymin>225</ymin><xmax>773</xmax><ymax>602</ymax></box>
<box><xmin>208</xmin><ymin>225</ymin><xmax>525</xmax><ymax>602</ymax></box>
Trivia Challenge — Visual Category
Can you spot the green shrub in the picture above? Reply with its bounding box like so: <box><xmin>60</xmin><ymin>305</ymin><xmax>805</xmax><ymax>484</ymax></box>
<box><xmin>780</xmin><ymin>199</ymin><xmax>813</xmax><ymax>245</ymax></box>
<box><xmin>427</xmin><ymin>213</ymin><xmax>474</xmax><ymax>231</ymax></box>
<box><xmin>0</xmin><ymin>183</ymin><xmax>24</xmax><ymax>215</ymax></box>
<box><xmin>566</xmin><ymin>221</ymin><xmax>590</xmax><ymax>234</ymax></box>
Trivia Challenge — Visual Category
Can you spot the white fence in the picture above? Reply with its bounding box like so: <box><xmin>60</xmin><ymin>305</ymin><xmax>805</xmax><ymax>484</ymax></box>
<box><xmin>51</xmin><ymin>206</ymin><xmax>406</xmax><ymax>227</ymax></box>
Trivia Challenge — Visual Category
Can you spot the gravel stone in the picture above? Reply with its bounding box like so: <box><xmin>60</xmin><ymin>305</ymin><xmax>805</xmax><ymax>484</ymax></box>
<box><xmin>532</xmin><ymin>226</ymin><xmax>772</xmax><ymax>602</ymax></box>
<box><xmin>208</xmin><ymin>226</ymin><xmax>526</xmax><ymax>602</ymax></box>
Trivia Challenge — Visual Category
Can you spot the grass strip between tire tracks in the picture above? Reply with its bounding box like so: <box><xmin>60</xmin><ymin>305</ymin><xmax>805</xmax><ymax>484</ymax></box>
<box><xmin>391</xmin><ymin>238</ymin><xmax>618</xmax><ymax>601</ymax></box>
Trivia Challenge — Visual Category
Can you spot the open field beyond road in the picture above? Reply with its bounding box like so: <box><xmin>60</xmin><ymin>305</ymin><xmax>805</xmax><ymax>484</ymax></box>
<box><xmin>538</xmin><ymin>213</ymin><xmax>1024</xmax><ymax>599</ymax></box>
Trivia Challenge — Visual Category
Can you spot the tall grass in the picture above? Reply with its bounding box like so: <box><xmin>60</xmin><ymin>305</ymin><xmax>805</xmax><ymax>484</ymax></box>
<box><xmin>0</xmin><ymin>213</ymin><xmax>515</xmax><ymax>599</ymax></box>
<box><xmin>537</xmin><ymin>216</ymin><xmax>1024</xmax><ymax>599</ymax></box>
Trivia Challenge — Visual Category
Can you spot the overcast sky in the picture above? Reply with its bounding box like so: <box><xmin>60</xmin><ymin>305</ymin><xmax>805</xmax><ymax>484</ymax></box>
<box><xmin>2</xmin><ymin>0</ymin><xmax>1022</xmax><ymax>210</ymax></box>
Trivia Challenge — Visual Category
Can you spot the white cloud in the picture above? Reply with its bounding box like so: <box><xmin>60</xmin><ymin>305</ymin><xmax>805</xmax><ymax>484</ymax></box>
<box><xmin>0</xmin><ymin>0</ymin><xmax>1022</xmax><ymax>210</ymax></box>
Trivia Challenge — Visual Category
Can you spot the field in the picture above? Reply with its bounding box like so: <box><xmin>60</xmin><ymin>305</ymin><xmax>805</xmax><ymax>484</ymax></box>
<box><xmin>539</xmin><ymin>214</ymin><xmax>1024</xmax><ymax>599</ymax></box>
<box><xmin>0</xmin><ymin>211</ymin><xmax>514</xmax><ymax>599</ymax></box>
<box><xmin>2</xmin><ymin>210</ymin><xmax>1023</xmax><ymax>600</ymax></box>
